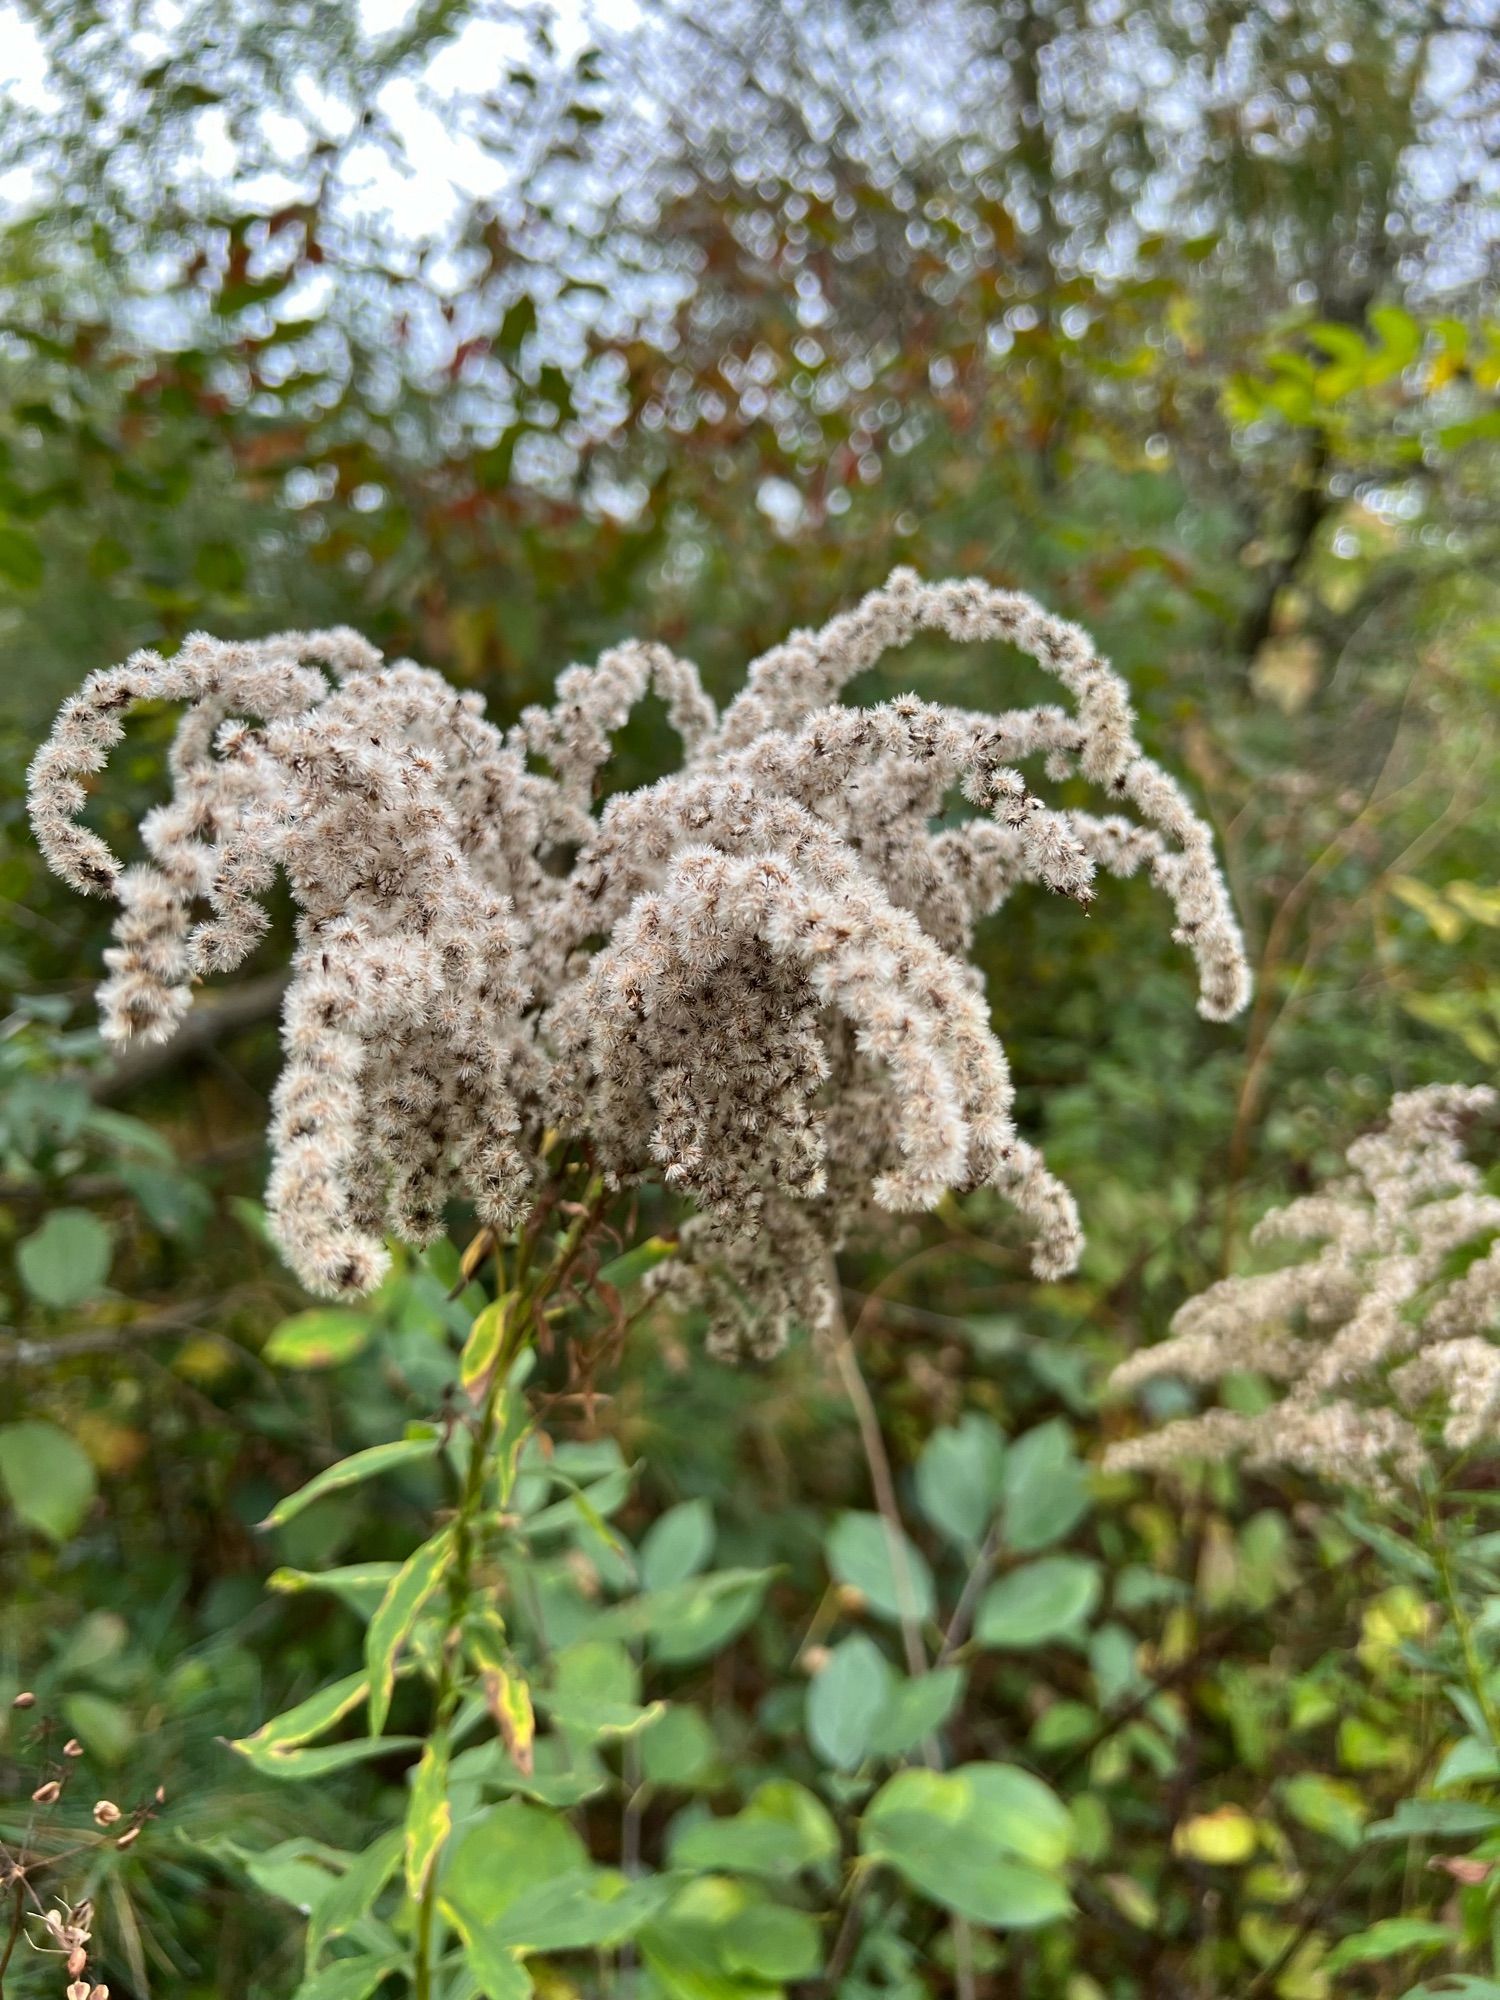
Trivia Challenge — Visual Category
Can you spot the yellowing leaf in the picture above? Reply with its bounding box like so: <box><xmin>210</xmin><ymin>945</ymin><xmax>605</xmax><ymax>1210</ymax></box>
<box><xmin>367</xmin><ymin>1527</ymin><xmax>455</xmax><ymax>1736</ymax></box>
<box><xmin>1390</xmin><ymin>876</ymin><xmax>1466</xmax><ymax>943</ymax></box>
<box><xmin>264</xmin><ymin>1309</ymin><xmax>372</xmax><ymax>1370</ymax></box>
<box><xmin>405</xmin><ymin>1736</ymin><xmax>452</xmax><ymax>1899</ymax></box>
<box><xmin>1172</xmin><ymin>1807</ymin><xmax>1258</xmax><ymax>1866</ymax></box>
<box><xmin>461</xmin><ymin>1296</ymin><xmax>512</xmax><ymax>1401</ymax></box>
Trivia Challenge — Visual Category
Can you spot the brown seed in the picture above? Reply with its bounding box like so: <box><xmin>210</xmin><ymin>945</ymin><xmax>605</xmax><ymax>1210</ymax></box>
<box><xmin>11</xmin><ymin>1690</ymin><xmax>36</xmax><ymax>1710</ymax></box>
<box><xmin>92</xmin><ymin>1801</ymin><xmax>121</xmax><ymax>1827</ymax></box>
<box><xmin>30</xmin><ymin>1780</ymin><xmax>60</xmax><ymax>1804</ymax></box>
<box><xmin>68</xmin><ymin>1944</ymin><xmax>88</xmax><ymax>1976</ymax></box>
<box><xmin>62</xmin><ymin>1738</ymin><xmax>84</xmax><ymax>1758</ymax></box>
<box><xmin>114</xmin><ymin>1827</ymin><xmax>140</xmax><ymax>1849</ymax></box>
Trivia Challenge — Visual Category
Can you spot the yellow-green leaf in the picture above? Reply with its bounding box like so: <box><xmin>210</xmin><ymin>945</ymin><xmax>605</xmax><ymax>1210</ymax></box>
<box><xmin>260</xmin><ymin>1436</ymin><xmax>439</xmax><ymax>1530</ymax></box>
<box><xmin>405</xmin><ymin>1736</ymin><xmax>452</xmax><ymax>1899</ymax></box>
<box><xmin>1172</xmin><ymin>1806</ymin><xmax>1258</xmax><ymax>1866</ymax></box>
<box><xmin>264</xmin><ymin>1309</ymin><xmax>372</xmax><ymax>1370</ymax></box>
<box><xmin>367</xmin><ymin>1527</ymin><xmax>455</xmax><ymax>1735</ymax></box>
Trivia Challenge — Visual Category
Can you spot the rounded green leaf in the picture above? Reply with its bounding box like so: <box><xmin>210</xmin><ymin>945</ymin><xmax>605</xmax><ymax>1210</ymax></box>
<box><xmin>861</xmin><ymin>1766</ymin><xmax>1072</xmax><ymax>1930</ymax></box>
<box><xmin>17</xmin><ymin>1209</ymin><xmax>113</xmax><ymax>1308</ymax></box>
<box><xmin>976</xmin><ymin>1557</ymin><xmax>1101</xmax><ymax>1649</ymax></box>
<box><xmin>1000</xmin><ymin>1420</ymin><xmax>1090</xmax><ymax>1553</ymax></box>
<box><xmin>640</xmin><ymin>1499</ymin><xmax>716</xmax><ymax>1591</ymax></box>
<box><xmin>826</xmin><ymin>1511</ymin><xmax>935</xmax><ymax>1624</ymax></box>
<box><xmin>915</xmin><ymin>1415</ymin><xmax>1006</xmax><ymax>1548</ymax></box>
<box><xmin>0</xmin><ymin>1420</ymin><xmax>97</xmax><ymax>1542</ymax></box>
<box><xmin>669</xmin><ymin>1779</ymin><xmax>838</xmax><ymax>1879</ymax></box>
<box><xmin>442</xmin><ymin>1799</ymin><xmax>587</xmax><ymax>1930</ymax></box>
<box><xmin>807</xmin><ymin>1633</ymin><xmax>893</xmax><ymax>1772</ymax></box>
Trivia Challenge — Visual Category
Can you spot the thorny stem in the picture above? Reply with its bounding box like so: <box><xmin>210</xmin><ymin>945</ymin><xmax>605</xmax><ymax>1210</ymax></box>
<box><xmin>413</xmin><ymin>1176</ymin><xmax>607</xmax><ymax>2000</ymax></box>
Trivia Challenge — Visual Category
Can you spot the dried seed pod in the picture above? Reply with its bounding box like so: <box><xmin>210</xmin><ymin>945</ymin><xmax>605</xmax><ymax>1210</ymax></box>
<box><xmin>30</xmin><ymin>1780</ymin><xmax>60</xmax><ymax>1804</ymax></box>
<box><xmin>92</xmin><ymin>1801</ymin><xmax>121</xmax><ymax>1827</ymax></box>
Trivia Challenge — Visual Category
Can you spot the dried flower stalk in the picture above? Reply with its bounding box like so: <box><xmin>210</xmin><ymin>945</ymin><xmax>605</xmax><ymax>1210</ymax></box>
<box><xmin>30</xmin><ymin>571</ymin><xmax>1248</xmax><ymax>1357</ymax></box>
<box><xmin>1107</xmin><ymin>1085</ymin><xmax>1500</xmax><ymax>1493</ymax></box>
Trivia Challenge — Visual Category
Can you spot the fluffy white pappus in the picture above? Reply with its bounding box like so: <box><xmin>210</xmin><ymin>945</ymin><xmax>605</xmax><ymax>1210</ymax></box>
<box><xmin>31</xmin><ymin>575</ymin><xmax>1250</xmax><ymax>1341</ymax></box>
<box><xmin>1107</xmin><ymin>1084</ymin><xmax>1500</xmax><ymax>1492</ymax></box>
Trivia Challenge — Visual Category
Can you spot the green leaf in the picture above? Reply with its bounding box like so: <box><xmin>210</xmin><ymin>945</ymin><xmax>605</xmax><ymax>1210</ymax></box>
<box><xmin>542</xmin><ymin>1638</ymin><xmax>658</xmax><ymax>1739</ymax></box>
<box><xmin>229</xmin><ymin>1671</ymin><xmax>419</xmax><ymax>1778</ymax></box>
<box><xmin>868</xmin><ymin>1666</ymin><xmax>965</xmax><ymax>1759</ymax></box>
<box><xmin>715</xmin><ymin>1897</ymin><xmax>821</xmax><ymax>1982</ymax></box>
<box><xmin>641</xmin><ymin>1876</ymin><xmax>821</xmax><ymax>1994</ymax></box>
<box><xmin>826</xmin><ymin>1511</ymin><xmax>936</xmax><ymax>1624</ymax></box>
<box><xmin>641</xmin><ymin>1706</ymin><xmax>718</xmax><ymax>1789</ymax></box>
<box><xmin>442</xmin><ymin>1800</ymin><xmax>587</xmax><ymax>1932</ymax></box>
<box><xmin>61</xmin><ymin>1692</ymin><xmax>134</xmax><ymax>1764</ymax></box>
<box><xmin>268</xmin><ymin>1564</ymin><xmax>401</xmax><ymax>1620</ymax></box>
<box><xmin>17</xmin><ymin>1208</ymin><xmax>113</xmax><ymax>1307</ymax></box>
<box><xmin>592</xmin><ymin>1568</ymin><xmax>775</xmax><ymax>1665</ymax></box>
<box><xmin>1366</xmin><ymin>1799</ymin><xmax>1500</xmax><ymax>1842</ymax></box>
<box><xmin>291</xmin><ymin>1954</ymin><xmax>403</xmax><ymax>2000</ymax></box>
<box><xmin>460</xmin><ymin>1297</ymin><xmax>510</xmax><ymax>1398</ymax></box>
<box><xmin>308</xmin><ymin>1830</ymin><xmax>403</xmax><ymax>1952</ymax></box>
<box><xmin>670</xmin><ymin>1779</ymin><xmax>838</xmax><ymax>1879</ymax></box>
<box><xmin>264</xmin><ymin>1309</ymin><xmax>373</xmax><ymax>1370</ymax></box>
<box><xmin>1397</xmin><ymin>1983</ymin><xmax>1500</xmax><ymax>2000</ymax></box>
<box><xmin>807</xmin><ymin>1633</ymin><xmax>893</xmax><ymax>1772</ymax></box>
<box><xmin>977</xmin><ymin>1557</ymin><xmax>1101</xmax><ymax>1649</ymax></box>
<box><xmin>0</xmin><ymin>1421</ymin><xmax>97</xmax><ymax>1543</ymax></box>
<box><xmin>861</xmin><ymin>1764</ymin><xmax>1073</xmax><ymax>1930</ymax></box>
<box><xmin>491</xmin><ymin>1868</ymin><xmax>675</xmax><ymax>1952</ymax></box>
<box><xmin>916</xmin><ymin>1415</ymin><xmax>1006</xmax><ymax>1548</ymax></box>
<box><xmin>405</xmin><ymin>1735</ymin><xmax>451</xmax><ymax>1898</ymax></box>
<box><xmin>236</xmin><ymin>1837</ymin><xmax>346</xmax><ymax>1912</ymax></box>
<box><xmin>260</xmin><ymin>1436</ymin><xmax>439</xmax><ymax>1530</ymax></box>
<box><xmin>444</xmin><ymin>1896</ymin><xmax>533</xmax><ymax>1999</ymax></box>
<box><xmin>367</xmin><ymin>1526</ymin><xmax>454</xmax><ymax>1735</ymax></box>
<box><xmin>595</xmin><ymin>1237</ymin><xmax>675</xmax><ymax>1289</ymax></box>
<box><xmin>1280</xmin><ymin>1772</ymin><xmax>1369</xmax><ymax>1849</ymax></box>
<box><xmin>229</xmin><ymin>1735</ymin><xmax>420</xmax><ymax>1780</ymax></box>
<box><xmin>1000</xmin><ymin>1421</ymin><xmax>1090</xmax><ymax>1552</ymax></box>
<box><xmin>1324</xmin><ymin>1918</ymin><xmax>1453</xmax><ymax>1973</ymax></box>
<box><xmin>640</xmin><ymin>1499</ymin><xmax>716</xmax><ymax>1591</ymax></box>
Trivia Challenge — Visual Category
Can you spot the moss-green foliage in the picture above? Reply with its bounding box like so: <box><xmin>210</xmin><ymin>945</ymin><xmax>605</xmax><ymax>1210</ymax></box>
<box><xmin>3</xmin><ymin>3</ymin><xmax>1500</xmax><ymax>1994</ymax></box>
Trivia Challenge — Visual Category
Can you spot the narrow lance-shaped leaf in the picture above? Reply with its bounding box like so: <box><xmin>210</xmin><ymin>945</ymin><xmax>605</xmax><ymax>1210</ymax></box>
<box><xmin>261</xmin><ymin>1435</ymin><xmax>439</xmax><ymax>1530</ymax></box>
<box><xmin>405</xmin><ymin>1734</ymin><xmax>452</xmax><ymax>1899</ymax></box>
<box><xmin>367</xmin><ymin>1527</ymin><xmax>455</xmax><ymax>1736</ymax></box>
<box><xmin>470</xmin><ymin>1613</ymin><xmax>535</xmax><ymax>1775</ymax></box>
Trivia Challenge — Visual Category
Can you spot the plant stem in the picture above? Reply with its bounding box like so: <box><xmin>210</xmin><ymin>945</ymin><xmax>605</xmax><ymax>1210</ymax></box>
<box><xmin>0</xmin><ymin>1879</ymin><xmax>22</xmax><ymax>1998</ymax></box>
<box><xmin>1427</xmin><ymin>1493</ymin><xmax>1500</xmax><ymax>1750</ymax></box>
<box><xmin>412</xmin><ymin>1179</ymin><xmax>607</xmax><ymax>1995</ymax></box>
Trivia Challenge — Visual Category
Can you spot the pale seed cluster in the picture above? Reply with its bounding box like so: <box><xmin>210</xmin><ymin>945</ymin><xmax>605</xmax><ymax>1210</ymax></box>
<box><xmin>1107</xmin><ymin>1085</ymin><xmax>1500</xmax><ymax>1493</ymax></box>
<box><xmin>30</xmin><ymin>571</ymin><xmax>1248</xmax><ymax>1357</ymax></box>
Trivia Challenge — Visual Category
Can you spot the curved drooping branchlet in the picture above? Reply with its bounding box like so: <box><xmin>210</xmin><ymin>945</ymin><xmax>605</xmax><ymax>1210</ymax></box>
<box><xmin>30</xmin><ymin>573</ymin><xmax>1250</xmax><ymax>1347</ymax></box>
<box><xmin>1107</xmin><ymin>1085</ymin><xmax>1500</xmax><ymax>1495</ymax></box>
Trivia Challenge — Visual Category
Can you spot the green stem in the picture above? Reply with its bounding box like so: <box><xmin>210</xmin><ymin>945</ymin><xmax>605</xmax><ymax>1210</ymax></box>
<box><xmin>411</xmin><ymin>1178</ymin><xmax>607</xmax><ymax>1995</ymax></box>
<box><xmin>1427</xmin><ymin>1493</ymin><xmax>1500</xmax><ymax>1751</ymax></box>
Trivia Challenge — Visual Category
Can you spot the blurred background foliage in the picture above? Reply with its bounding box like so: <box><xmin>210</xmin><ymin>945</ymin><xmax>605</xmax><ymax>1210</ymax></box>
<box><xmin>2</xmin><ymin>0</ymin><xmax>1500</xmax><ymax>1994</ymax></box>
